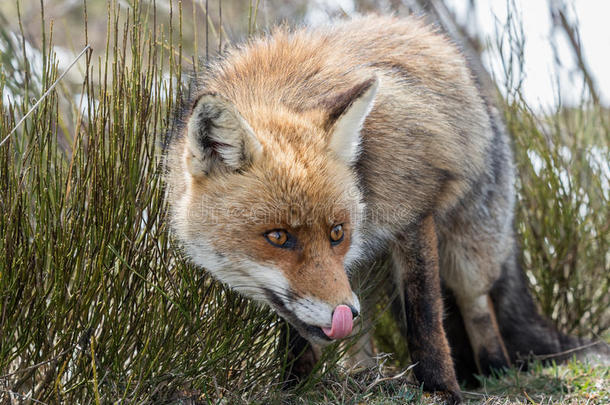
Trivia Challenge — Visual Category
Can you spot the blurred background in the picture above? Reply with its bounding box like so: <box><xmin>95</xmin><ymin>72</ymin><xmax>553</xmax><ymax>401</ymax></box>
<box><xmin>2</xmin><ymin>0</ymin><xmax>609</xmax><ymax>107</ymax></box>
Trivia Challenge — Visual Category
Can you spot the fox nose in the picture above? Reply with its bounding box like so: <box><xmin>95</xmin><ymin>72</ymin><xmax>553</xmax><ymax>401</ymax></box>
<box><xmin>346</xmin><ymin>304</ymin><xmax>359</xmax><ymax>319</ymax></box>
<box><xmin>330</xmin><ymin>304</ymin><xmax>359</xmax><ymax>319</ymax></box>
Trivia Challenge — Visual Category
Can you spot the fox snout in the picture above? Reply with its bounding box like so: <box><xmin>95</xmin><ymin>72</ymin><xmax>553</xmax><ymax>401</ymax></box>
<box><xmin>265</xmin><ymin>285</ymin><xmax>360</xmax><ymax>344</ymax></box>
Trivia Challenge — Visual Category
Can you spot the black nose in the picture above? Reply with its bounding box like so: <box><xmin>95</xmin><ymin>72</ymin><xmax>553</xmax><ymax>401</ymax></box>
<box><xmin>347</xmin><ymin>304</ymin><xmax>359</xmax><ymax>318</ymax></box>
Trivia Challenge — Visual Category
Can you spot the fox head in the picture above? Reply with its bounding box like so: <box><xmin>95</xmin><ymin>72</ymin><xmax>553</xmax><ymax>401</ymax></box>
<box><xmin>169</xmin><ymin>77</ymin><xmax>378</xmax><ymax>344</ymax></box>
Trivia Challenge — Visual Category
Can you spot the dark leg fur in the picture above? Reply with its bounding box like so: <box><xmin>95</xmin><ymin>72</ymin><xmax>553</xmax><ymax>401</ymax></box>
<box><xmin>490</xmin><ymin>252</ymin><xmax>583</xmax><ymax>368</ymax></box>
<box><xmin>475</xmin><ymin>297</ymin><xmax>512</xmax><ymax>375</ymax></box>
<box><xmin>442</xmin><ymin>247</ymin><xmax>605</xmax><ymax>386</ymax></box>
<box><xmin>391</xmin><ymin>216</ymin><xmax>462</xmax><ymax>404</ymax></box>
<box><xmin>443</xmin><ymin>291</ymin><xmax>511</xmax><ymax>385</ymax></box>
<box><xmin>442</xmin><ymin>286</ymin><xmax>479</xmax><ymax>387</ymax></box>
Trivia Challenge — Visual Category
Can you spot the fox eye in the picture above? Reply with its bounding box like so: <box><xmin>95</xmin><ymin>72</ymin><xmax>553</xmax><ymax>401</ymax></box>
<box><xmin>330</xmin><ymin>224</ymin><xmax>344</xmax><ymax>245</ymax></box>
<box><xmin>264</xmin><ymin>229</ymin><xmax>296</xmax><ymax>249</ymax></box>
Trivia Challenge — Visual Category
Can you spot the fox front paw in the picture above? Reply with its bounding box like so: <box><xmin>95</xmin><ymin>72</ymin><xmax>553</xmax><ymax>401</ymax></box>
<box><xmin>444</xmin><ymin>389</ymin><xmax>463</xmax><ymax>405</ymax></box>
<box><xmin>412</xmin><ymin>359</ymin><xmax>462</xmax><ymax>404</ymax></box>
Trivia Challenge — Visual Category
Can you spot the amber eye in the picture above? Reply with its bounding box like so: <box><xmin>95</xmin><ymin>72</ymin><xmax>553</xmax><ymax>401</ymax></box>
<box><xmin>264</xmin><ymin>229</ymin><xmax>296</xmax><ymax>249</ymax></box>
<box><xmin>330</xmin><ymin>224</ymin><xmax>344</xmax><ymax>245</ymax></box>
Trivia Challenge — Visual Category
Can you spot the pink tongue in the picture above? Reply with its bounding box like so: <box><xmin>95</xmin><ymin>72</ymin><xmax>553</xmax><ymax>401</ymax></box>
<box><xmin>321</xmin><ymin>305</ymin><xmax>353</xmax><ymax>340</ymax></box>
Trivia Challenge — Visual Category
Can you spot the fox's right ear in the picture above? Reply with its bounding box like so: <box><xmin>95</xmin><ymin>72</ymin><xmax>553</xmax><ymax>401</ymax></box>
<box><xmin>324</xmin><ymin>76</ymin><xmax>379</xmax><ymax>166</ymax></box>
<box><xmin>184</xmin><ymin>93</ymin><xmax>262</xmax><ymax>176</ymax></box>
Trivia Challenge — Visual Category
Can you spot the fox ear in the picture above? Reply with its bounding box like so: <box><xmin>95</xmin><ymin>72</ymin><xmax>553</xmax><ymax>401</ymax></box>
<box><xmin>185</xmin><ymin>93</ymin><xmax>262</xmax><ymax>176</ymax></box>
<box><xmin>325</xmin><ymin>76</ymin><xmax>379</xmax><ymax>165</ymax></box>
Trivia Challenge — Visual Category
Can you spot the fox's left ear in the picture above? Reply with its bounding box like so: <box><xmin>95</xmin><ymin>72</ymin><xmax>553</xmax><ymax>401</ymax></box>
<box><xmin>324</xmin><ymin>76</ymin><xmax>379</xmax><ymax>165</ymax></box>
<box><xmin>184</xmin><ymin>93</ymin><xmax>262</xmax><ymax>177</ymax></box>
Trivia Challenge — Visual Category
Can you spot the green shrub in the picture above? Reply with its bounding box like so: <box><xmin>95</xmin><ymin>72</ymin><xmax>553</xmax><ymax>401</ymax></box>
<box><xmin>0</xmin><ymin>2</ymin><xmax>287</xmax><ymax>403</ymax></box>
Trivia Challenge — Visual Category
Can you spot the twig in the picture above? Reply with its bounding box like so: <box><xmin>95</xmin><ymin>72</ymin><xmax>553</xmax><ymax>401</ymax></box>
<box><xmin>531</xmin><ymin>340</ymin><xmax>607</xmax><ymax>361</ymax></box>
<box><xmin>0</xmin><ymin>389</ymin><xmax>49</xmax><ymax>405</ymax></box>
<box><xmin>461</xmin><ymin>390</ymin><xmax>488</xmax><ymax>398</ymax></box>
<box><xmin>218</xmin><ymin>0</ymin><xmax>222</xmax><ymax>53</ymax></box>
<box><xmin>0</xmin><ymin>348</ymin><xmax>73</xmax><ymax>380</ymax></box>
<box><xmin>523</xmin><ymin>390</ymin><xmax>537</xmax><ymax>404</ymax></box>
<box><xmin>0</xmin><ymin>44</ymin><xmax>91</xmax><ymax>148</ymax></box>
<box><xmin>365</xmin><ymin>362</ymin><xmax>416</xmax><ymax>392</ymax></box>
<box><xmin>550</xmin><ymin>3</ymin><xmax>600</xmax><ymax>104</ymax></box>
<box><xmin>205</xmin><ymin>0</ymin><xmax>209</xmax><ymax>61</ymax></box>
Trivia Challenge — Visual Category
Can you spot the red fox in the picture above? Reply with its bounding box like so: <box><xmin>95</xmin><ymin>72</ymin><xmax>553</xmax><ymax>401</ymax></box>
<box><xmin>164</xmin><ymin>15</ymin><xmax>601</xmax><ymax>403</ymax></box>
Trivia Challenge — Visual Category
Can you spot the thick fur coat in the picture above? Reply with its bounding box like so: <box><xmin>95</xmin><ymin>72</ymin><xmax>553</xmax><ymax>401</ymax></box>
<box><xmin>165</xmin><ymin>16</ymin><xmax>596</xmax><ymax>403</ymax></box>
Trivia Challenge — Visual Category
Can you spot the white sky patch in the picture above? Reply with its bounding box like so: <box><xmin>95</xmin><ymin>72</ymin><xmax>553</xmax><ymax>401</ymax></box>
<box><xmin>576</xmin><ymin>3</ymin><xmax>610</xmax><ymax>104</ymax></box>
<box><xmin>309</xmin><ymin>0</ymin><xmax>610</xmax><ymax>108</ymax></box>
<box><xmin>446</xmin><ymin>0</ymin><xmax>610</xmax><ymax>108</ymax></box>
<box><xmin>306</xmin><ymin>0</ymin><xmax>357</xmax><ymax>25</ymax></box>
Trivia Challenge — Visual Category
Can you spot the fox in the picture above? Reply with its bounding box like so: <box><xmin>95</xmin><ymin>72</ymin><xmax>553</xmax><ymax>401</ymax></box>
<box><xmin>164</xmin><ymin>15</ymin><xmax>604</xmax><ymax>403</ymax></box>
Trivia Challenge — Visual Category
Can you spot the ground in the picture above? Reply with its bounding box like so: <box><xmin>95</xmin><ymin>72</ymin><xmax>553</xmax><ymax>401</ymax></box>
<box><xmin>284</xmin><ymin>358</ymin><xmax>609</xmax><ymax>404</ymax></box>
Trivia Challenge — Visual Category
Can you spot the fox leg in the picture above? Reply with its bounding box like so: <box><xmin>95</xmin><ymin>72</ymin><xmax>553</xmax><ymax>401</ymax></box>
<box><xmin>439</xmin><ymin>235</ymin><xmax>512</xmax><ymax>375</ymax></box>
<box><xmin>455</xmin><ymin>293</ymin><xmax>510</xmax><ymax>375</ymax></box>
<box><xmin>391</xmin><ymin>215</ymin><xmax>462</xmax><ymax>404</ymax></box>
<box><xmin>442</xmin><ymin>285</ymin><xmax>479</xmax><ymax>386</ymax></box>
<box><xmin>490</xmin><ymin>253</ymin><xmax>588</xmax><ymax>367</ymax></box>
<box><xmin>437</xmin><ymin>207</ymin><xmax>513</xmax><ymax>376</ymax></box>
